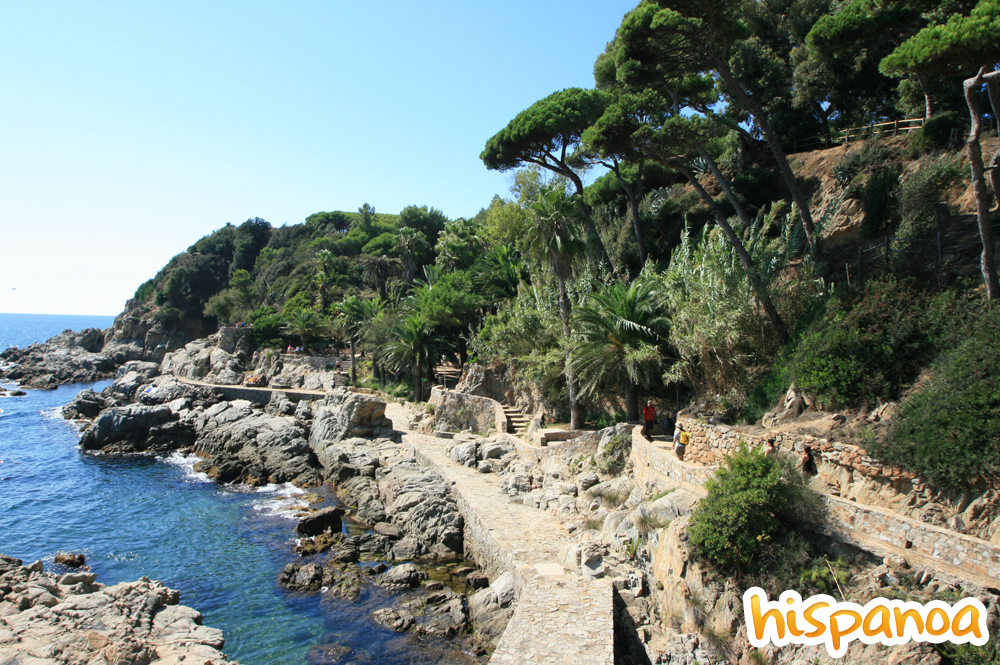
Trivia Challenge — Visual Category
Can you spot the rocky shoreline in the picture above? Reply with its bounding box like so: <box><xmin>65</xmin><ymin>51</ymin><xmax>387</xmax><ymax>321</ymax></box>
<box><xmin>16</xmin><ymin>331</ymin><xmax>515</xmax><ymax>661</ymax></box>
<box><xmin>0</xmin><ymin>553</ymin><xmax>234</xmax><ymax>665</ymax></box>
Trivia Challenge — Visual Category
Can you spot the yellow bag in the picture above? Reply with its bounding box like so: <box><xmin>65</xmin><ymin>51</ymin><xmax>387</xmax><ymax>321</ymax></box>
<box><xmin>679</xmin><ymin>431</ymin><xmax>690</xmax><ymax>446</ymax></box>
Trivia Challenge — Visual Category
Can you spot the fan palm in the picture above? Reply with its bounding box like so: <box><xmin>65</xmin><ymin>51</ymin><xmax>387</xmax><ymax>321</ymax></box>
<box><xmin>281</xmin><ymin>309</ymin><xmax>329</xmax><ymax>350</ymax></box>
<box><xmin>395</xmin><ymin>227</ymin><xmax>427</xmax><ymax>285</ymax></box>
<box><xmin>359</xmin><ymin>255</ymin><xmax>402</xmax><ymax>300</ymax></box>
<box><xmin>334</xmin><ymin>295</ymin><xmax>367</xmax><ymax>384</ymax></box>
<box><xmin>571</xmin><ymin>279</ymin><xmax>670</xmax><ymax>421</ymax></box>
<box><xmin>382</xmin><ymin>314</ymin><xmax>458</xmax><ymax>402</ymax></box>
<box><xmin>314</xmin><ymin>249</ymin><xmax>339</xmax><ymax>312</ymax></box>
<box><xmin>471</xmin><ymin>244</ymin><xmax>525</xmax><ymax>305</ymax></box>
<box><xmin>527</xmin><ymin>186</ymin><xmax>589</xmax><ymax>429</ymax></box>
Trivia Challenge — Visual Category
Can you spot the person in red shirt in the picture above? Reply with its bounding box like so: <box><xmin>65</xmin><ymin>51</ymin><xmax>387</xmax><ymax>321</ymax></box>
<box><xmin>642</xmin><ymin>400</ymin><xmax>656</xmax><ymax>438</ymax></box>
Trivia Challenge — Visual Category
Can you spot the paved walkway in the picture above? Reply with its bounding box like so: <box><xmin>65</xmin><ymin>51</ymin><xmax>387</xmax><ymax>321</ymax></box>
<box><xmin>385</xmin><ymin>402</ymin><xmax>615</xmax><ymax>665</ymax></box>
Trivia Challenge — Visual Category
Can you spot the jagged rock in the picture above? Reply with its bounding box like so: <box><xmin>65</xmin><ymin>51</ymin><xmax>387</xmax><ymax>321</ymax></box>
<box><xmin>392</xmin><ymin>537</ymin><xmax>420</xmax><ymax>561</ymax></box>
<box><xmin>279</xmin><ymin>561</ymin><xmax>324</xmax><ymax>591</ymax></box>
<box><xmin>78</xmin><ymin>402</ymin><xmax>195</xmax><ymax>453</ymax></box>
<box><xmin>468</xmin><ymin>571</ymin><xmax>516</xmax><ymax>648</ymax></box>
<box><xmin>0</xmin><ymin>551</ymin><xmax>233</xmax><ymax>664</ymax></box>
<box><xmin>374</xmin><ymin>522</ymin><xmax>402</xmax><ymax>540</ymax></box>
<box><xmin>465</xmin><ymin>570</ymin><xmax>489</xmax><ymax>590</ymax></box>
<box><xmin>308</xmin><ymin>389</ymin><xmax>393</xmax><ymax>451</ymax></box>
<box><xmin>378</xmin><ymin>563</ymin><xmax>427</xmax><ymax>590</ymax></box>
<box><xmin>449</xmin><ymin>441</ymin><xmax>478</xmax><ymax>467</ymax></box>
<box><xmin>318</xmin><ymin>439</ymin><xmax>380</xmax><ymax>482</ymax></box>
<box><xmin>0</xmin><ymin>328</ymin><xmax>115</xmax><ymax>388</ymax></box>
<box><xmin>53</xmin><ymin>552</ymin><xmax>86</xmax><ymax>569</ymax></box>
<box><xmin>193</xmin><ymin>405</ymin><xmax>321</xmax><ymax>486</ymax></box>
<box><xmin>373</xmin><ymin>606</ymin><xmax>415</xmax><ymax>632</ymax></box>
<box><xmin>296</xmin><ymin>506</ymin><xmax>345</xmax><ymax>537</ymax></box>
<box><xmin>321</xmin><ymin>562</ymin><xmax>365</xmax><ymax>600</ymax></box>
<box><xmin>295</xmin><ymin>531</ymin><xmax>344</xmax><ymax>556</ymax></box>
<box><xmin>62</xmin><ymin>388</ymin><xmax>120</xmax><ymax>420</ymax></box>
<box><xmin>265</xmin><ymin>390</ymin><xmax>296</xmax><ymax>416</ymax></box>
<box><xmin>577</xmin><ymin>472</ymin><xmax>600</xmax><ymax>492</ymax></box>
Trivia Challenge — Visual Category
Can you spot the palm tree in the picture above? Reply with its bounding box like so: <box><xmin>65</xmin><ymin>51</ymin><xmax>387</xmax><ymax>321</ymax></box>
<box><xmin>527</xmin><ymin>186</ymin><xmax>589</xmax><ymax>430</ymax></box>
<box><xmin>334</xmin><ymin>295</ymin><xmax>366</xmax><ymax>384</ymax></box>
<box><xmin>395</xmin><ymin>227</ymin><xmax>426</xmax><ymax>285</ymax></box>
<box><xmin>382</xmin><ymin>314</ymin><xmax>458</xmax><ymax>402</ymax></box>
<box><xmin>571</xmin><ymin>279</ymin><xmax>670</xmax><ymax>421</ymax></box>
<box><xmin>359</xmin><ymin>255</ymin><xmax>403</xmax><ymax>300</ymax></box>
<box><xmin>471</xmin><ymin>244</ymin><xmax>525</xmax><ymax>305</ymax></box>
<box><xmin>314</xmin><ymin>249</ymin><xmax>339</xmax><ymax>312</ymax></box>
<box><xmin>281</xmin><ymin>309</ymin><xmax>329</xmax><ymax>351</ymax></box>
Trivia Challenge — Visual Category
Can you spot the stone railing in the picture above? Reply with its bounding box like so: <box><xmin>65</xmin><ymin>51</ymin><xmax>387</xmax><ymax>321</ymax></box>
<box><xmin>629</xmin><ymin>427</ymin><xmax>1000</xmax><ymax>588</ymax></box>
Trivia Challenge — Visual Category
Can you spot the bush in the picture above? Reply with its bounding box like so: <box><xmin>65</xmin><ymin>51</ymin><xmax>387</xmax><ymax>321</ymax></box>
<box><xmin>869</xmin><ymin>310</ymin><xmax>1000</xmax><ymax>490</ymax></box>
<box><xmin>251</xmin><ymin>312</ymin><xmax>286</xmax><ymax>348</ymax></box>
<box><xmin>906</xmin><ymin>111</ymin><xmax>966</xmax><ymax>156</ymax></box>
<box><xmin>896</xmin><ymin>153</ymin><xmax>967</xmax><ymax>240</ymax></box>
<box><xmin>788</xmin><ymin>279</ymin><xmax>958</xmax><ymax>404</ymax></box>
<box><xmin>860</xmin><ymin>167</ymin><xmax>900</xmax><ymax>236</ymax></box>
<box><xmin>833</xmin><ymin>139</ymin><xmax>892</xmax><ymax>188</ymax></box>
<box><xmin>597</xmin><ymin>432</ymin><xmax>632</xmax><ymax>476</ymax></box>
<box><xmin>688</xmin><ymin>444</ymin><xmax>787</xmax><ymax>573</ymax></box>
<box><xmin>134</xmin><ymin>279</ymin><xmax>156</xmax><ymax>303</ymax></box>
<box><xmin>154</xmin><ymin>307</ymin><xmax>184</xmax><ymax>328</ymax></box>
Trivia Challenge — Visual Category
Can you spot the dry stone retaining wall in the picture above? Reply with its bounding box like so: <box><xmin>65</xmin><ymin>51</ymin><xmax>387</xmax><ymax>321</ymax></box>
<box><xmin>630</xmin><ymin>427</ymin><xmax>1000</xmax><ymax>589</ymax></box>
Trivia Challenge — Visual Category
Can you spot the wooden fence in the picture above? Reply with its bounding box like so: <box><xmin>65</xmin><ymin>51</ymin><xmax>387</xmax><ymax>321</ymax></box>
<box><xmin>791</xmin><ymin>118</ymin><xmax>925</xmax><ymax>154</ymax></box>
<box><xmin>842</xmin><ymin>221</ymin><xmax>1000</xmax><ymax>284</ymax></box>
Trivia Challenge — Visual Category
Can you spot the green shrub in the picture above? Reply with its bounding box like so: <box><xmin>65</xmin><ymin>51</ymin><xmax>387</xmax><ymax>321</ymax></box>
<box><xmin>688</xmin><ymin>444</ymin><xmax>787</xmax><ymax>573</ymax></box>
<box><xmin>251</xmin><ymin>312</ymin><xmax>286</xmax><ymax>348</ymax></box>
<box><xmin>896</xmin><ymin>153</ymin><xmax>967</xmax><ymax>240</ymax></box>
<box><xmin>860</xmin><ymin>167</ymin><xmax>900</xmax><ymax>236</ymax></box>
<box><xmin>788</xmin><ymin>279</ymin><xmax>954</xmax><ymax>404</ymax></box>
<box><xmin>833</xmin><ymin>139</ymin><xmax>892</xmax><ymax>188</ymax></box>
<box><xmin>869</xmin><ymin>310</ymin><xmax>1000</xmax><ymax>490</ymax></box>
<box><xmin>154</xmin><ymin>307</ymin><xmax>184</xmax><ymax>328</ymax></box>
<box><xmin>906</xmin><ymin>111</ymin><xmax>966</xmax><ymax>156</ymax></box>
<box><xmin>134</xmin><ymin>279</ymin><xmax>156</xmax><ymax>303</ymax></box>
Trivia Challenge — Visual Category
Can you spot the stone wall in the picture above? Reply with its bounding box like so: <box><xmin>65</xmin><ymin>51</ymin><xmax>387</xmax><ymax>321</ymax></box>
<box><xmin>629</xmin><ymin>427</ymin><xmax>1000</xmax><ymax>589</ymax></box>
<box><xmin>421</xmin><ymin>387</ymin><xmax>507</xmax><ymax>437</ymax></box>
<box><xmin>674</xmin><ymin>417</ymin><xmax>1000</xmax><ymax>542</ymax></box>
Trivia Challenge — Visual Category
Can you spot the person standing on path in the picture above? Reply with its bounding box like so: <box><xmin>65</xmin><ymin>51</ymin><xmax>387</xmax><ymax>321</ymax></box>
<box><xmin>642</xmin><ymin>400</ymin><xmax>656</xmax><ymax>438</ymax></box>
<box><xmin>673</xmin><ymin>424</ymin><xmax>689</xmax><ymax>461</ymax></box>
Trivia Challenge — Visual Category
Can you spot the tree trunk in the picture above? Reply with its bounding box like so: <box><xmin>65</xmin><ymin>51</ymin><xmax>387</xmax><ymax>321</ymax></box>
<box><xmin>916</xmin><ymin>72</ymin><xmax>935</xmax><ymax>120</ymax></box>
<box><xmin>414</xmin><ymin>361</ymin><xmax>423</xmax><ymax>402</ymax></box>
<box><xmin>715</xmin><ymin>60</ymin><xmax>817</xmax><ymax>253</ymax></box>
<box><xmin>567</xmin><ymin>171</ymin><xmax>614</xmax><ymax>272</ymax></box>
<box><xmin>558</xmin><ymin>278</ymin><xmax>582</xmax><ymax>430</ymax></box>
<box><xmin>350</xmin><ymin>340</ymin><xmax>357</xmax><ymax>384</ymax></box>
<box><xmin>694</xmin><ymin>143</ymin><xmax>753</xmax><ymax>226</ymax></box>
<box><xmin>626</xmin><ymin>384</ymin><xmax>639</xmax><ymax>423</ymax></box>
<box><xmin>965</xmin><ymin>68</ymin><xmax>999</xmax><ymax>300</ymax></box>
<box><xmin>677</xmin><ymin>164</ymin><xmax>792</xmax><ymax>345</ymax></box>
<box><xmin>611</xmin><ymin>161</ymin><xmax>647</xmax><ymax>266</ymax></box>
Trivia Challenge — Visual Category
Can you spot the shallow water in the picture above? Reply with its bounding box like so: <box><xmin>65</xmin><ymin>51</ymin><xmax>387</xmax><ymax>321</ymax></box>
<box><xmin>0</xmin><ymin>316</ymin><xmax>477</xmax><ymax>664</ymax></box>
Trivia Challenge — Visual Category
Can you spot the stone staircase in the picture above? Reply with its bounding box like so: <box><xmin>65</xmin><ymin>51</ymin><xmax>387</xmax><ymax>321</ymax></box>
<box><xmin>503</xmin><ymin>405</ymin><xmax>530</xmax><ymax>434</ymax></box>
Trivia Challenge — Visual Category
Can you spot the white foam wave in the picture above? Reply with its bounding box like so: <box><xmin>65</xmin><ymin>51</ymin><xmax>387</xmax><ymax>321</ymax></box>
<box><xmin>158</xmin><ymin>451</ymin><xmax>211</xmax><ymax>483</ymax></box>
<box><xmin>250</xmin><ymin>483</ymin><xmax>309</xmax><ymax>519</ymax></box>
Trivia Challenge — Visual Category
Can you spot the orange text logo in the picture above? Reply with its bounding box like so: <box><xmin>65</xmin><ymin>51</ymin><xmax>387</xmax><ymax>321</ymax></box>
<box><xmin>743</xmin><ymin>587</ymin><xmax>988</xmax><ymax>658</ymax></box>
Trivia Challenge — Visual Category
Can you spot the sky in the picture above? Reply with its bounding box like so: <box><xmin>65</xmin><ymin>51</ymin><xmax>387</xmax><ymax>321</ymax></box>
<box><xmin>1</xmin><ymin>1</ymin><xmax>638</xmax><ymax>316</ymax></box>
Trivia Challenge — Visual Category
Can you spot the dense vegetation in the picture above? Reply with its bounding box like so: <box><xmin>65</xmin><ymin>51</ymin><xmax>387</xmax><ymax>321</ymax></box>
<box><xmin>136</xmin><ymin>0</ymin><xmax>999</xmax><ymax>490</ymax></box>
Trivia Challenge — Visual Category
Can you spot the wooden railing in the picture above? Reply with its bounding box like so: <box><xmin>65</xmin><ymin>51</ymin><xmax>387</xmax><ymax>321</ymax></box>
<box><xmin>791</xmin><ymin>118</ymin><xmax>925</xmax><ymax>153</ymax></box>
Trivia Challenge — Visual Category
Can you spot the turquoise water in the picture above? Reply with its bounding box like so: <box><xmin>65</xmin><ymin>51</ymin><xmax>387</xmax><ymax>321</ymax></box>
<box><xmin>0</xmin><ymin>314</ymin><xmax>472</xmax><ymax>664</ymax></box>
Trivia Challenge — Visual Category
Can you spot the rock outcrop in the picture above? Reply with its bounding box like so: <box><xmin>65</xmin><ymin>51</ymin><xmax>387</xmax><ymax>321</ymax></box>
<box><xmin>308</xmin><ymin>389</ymin><xmax>394</xmax><ymax>449</ymax></box>
<box><xmin>0</xmin><ymin>553</ymin><xmax>234</xmax><ymax>665</ymax></box>
<box><xmin>0</xmin><ymin>328</ymin><xmax>115</xmax><ymax>389</ymax></box>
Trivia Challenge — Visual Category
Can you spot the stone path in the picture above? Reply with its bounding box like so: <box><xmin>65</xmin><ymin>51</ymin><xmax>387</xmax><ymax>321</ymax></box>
<box><xmin>385</xmin><ymin>402</ymin><xmax>615</xmax><ymax>665</ymax></box>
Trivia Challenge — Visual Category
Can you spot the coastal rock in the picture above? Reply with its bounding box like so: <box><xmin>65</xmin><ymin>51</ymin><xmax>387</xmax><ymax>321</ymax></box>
<box><xmin>296</xmin><ymin>506</ymin><xmax>345</xmax><ymax>537</ymax></box>
<box><xmin>322</xmin><ymin>562</ymin><xmax>365</xmax><ymax>600</ymax></box>
<box><xmin>0</xmin><ymin>328</ymin><xmax>115</xmax><ymax>388</ymax></box>
<box><xmin>0</xmin><ymin>551</ymin><xmax>234</xmax><ymax>664</ymax></box>
<box><xmin>193</xmin><ymin>405</ymin><xmax>321</xmax><ymax>486</ymax></box>
<box><xmin>375</xmin><ymin>457</ymin><xmax>464</xmax><ymax>557</ymax></box>
<box><xmin>160</xmin><ymin>337</ymin><xmax>245</xmax><ymax>385</ymax></box>
<box><xmin>468</xmin><ymin>571</ymin><xmax>516</xmax><ymax>648</ymax></box>
<box><xmin>109</xmin><ymin>360</ymin><xmax>161</xmax><ymax>401</ymax></box>
<box><xmin>62</xmin><ymin>388</ymin><xmax>121</xmax><ymax>420</ymax></box>
<box><xmin>378</xmin><ymin>563</ymin><xmax>427</xmax><ymax>590</ymax></box>
<box><xmin>278</xmin><ymin>561</ymin><xmax>324</xmax><ymax>591</ymax></box>
<box><xmin>102</xmin><ymin>301</ymin><xmax>195</xmax><ymax>364</ymax></box>
<box><xmin>308</xmin><ymin>389</ymin><xmax>393</xmax><ymax>451</ymax></box>
<box><xmin>53</xmin><ymin>552</ymin><xmax>86</xmax><ymax>569</ymax></box>
<box><xmin>78</xmin><ymin>402</ymin><xmax>196</xmax><ymax>453</ymax></box>
<box><xmin>374</xmin><ymin>590</ymin><xmax>470</xmax><ymax>638</ymax></box>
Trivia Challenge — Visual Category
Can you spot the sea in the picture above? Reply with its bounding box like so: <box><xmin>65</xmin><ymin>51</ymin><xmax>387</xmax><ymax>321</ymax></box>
<box><xmin>0</xmin><ymin>312</ymin><xmax>474</xmax><ymax>664</ymax></box>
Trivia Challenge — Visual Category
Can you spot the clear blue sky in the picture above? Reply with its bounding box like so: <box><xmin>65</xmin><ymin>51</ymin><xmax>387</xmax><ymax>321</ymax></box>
<box><xmin>1</xmin><ymin>1</ymin><xmax>638</xmax><ymax>315</ymax></box>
